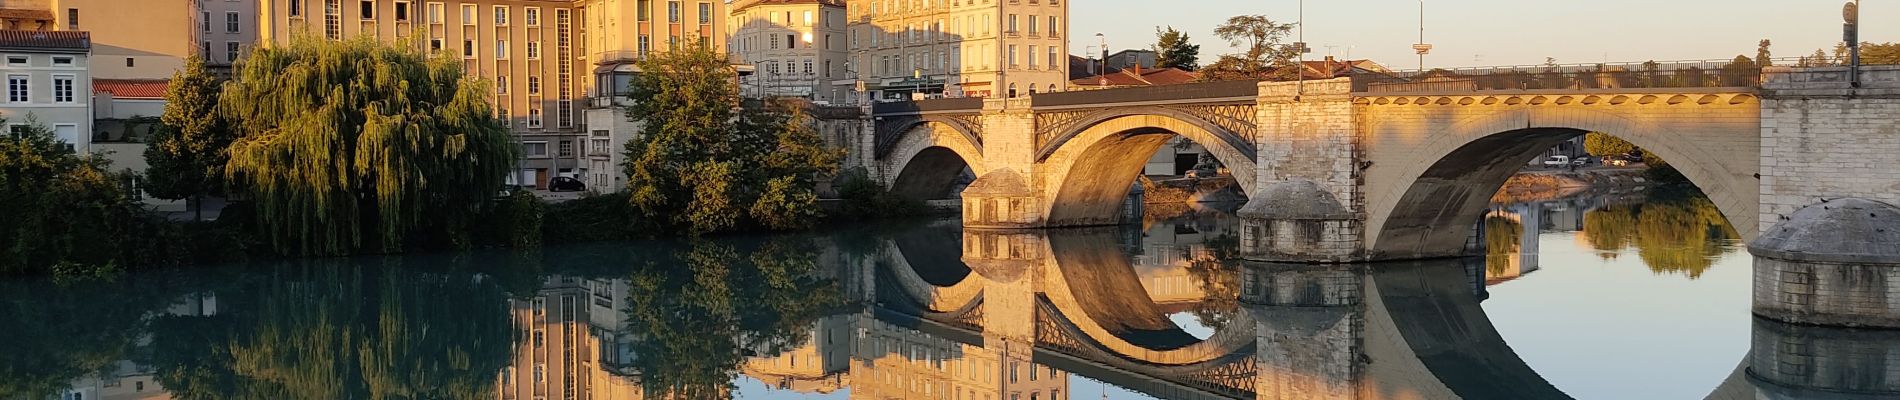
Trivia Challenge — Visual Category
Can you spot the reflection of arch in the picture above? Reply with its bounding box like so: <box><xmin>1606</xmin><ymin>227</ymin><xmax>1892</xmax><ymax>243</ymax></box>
<box><xmin>1366</xmin><ymin>104</ymin><xmax>1758</xmax><ymax>259</ymax></box>
<box><xmin>882</xmin><ymin>229</ymin><xmax>984</xmax><ymax>314</ymax></box>
<box><xmin>1036</xmin><ymin>228</ymin><xmax>1258</xmax><ymax>366</ymax></box>
<box><xmin>883</xmin><ymin>119</ymin><xmax>987</xmax><ymax>200</ymax></box>
<box><xmin>1366</xmin><ymin>259</ymin><xmax>1571</xmax><ymax>399</ymax></box>
<box><xmin>1038</xmin><ymin>109</ymin><xmax>1260</xmax><ymax>227</ymax></box>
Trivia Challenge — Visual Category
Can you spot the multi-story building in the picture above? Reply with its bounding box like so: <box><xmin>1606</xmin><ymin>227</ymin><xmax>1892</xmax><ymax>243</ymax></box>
<box><xmin>577</xmin><ymin>0</ymin><xmax>726</xmax><ymax>192</ymax></box>
<box><xmin>0</xmin><ymin>30</ymin><xmax>91</xmax><ymax>152</ymax></box>
<box><xmin>199</xmin><ymin>0</ymin><xmax>258</xmax><ymax>69</ymax></box>
<box><xmin>40</xmin><ymin>0</ymin><xmax>198</xmax><ymax>79</ymax></box>
<box><xmin>259</xmin><ymin>0</ymin><xmax>589</xmax><ymax>189</ymax></box>
<box><xmin>726</xmin><ymin>0</ymin><xmax>845</xmax><ymax>103</ymax></box>
<box><xmin>843</xmin><ymin>0</ymin><xmax>1067</xmax><ymax>102</ymax></box>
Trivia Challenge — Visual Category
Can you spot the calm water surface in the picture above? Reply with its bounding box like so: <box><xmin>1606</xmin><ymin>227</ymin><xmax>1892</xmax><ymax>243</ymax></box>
<box><xmin>0</xmin><ymin>187</ymin><xmax>1840</xmax><ymax>400</ymax></box>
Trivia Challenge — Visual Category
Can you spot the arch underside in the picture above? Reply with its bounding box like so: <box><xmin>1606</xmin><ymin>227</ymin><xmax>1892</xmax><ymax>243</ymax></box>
<box><xmin>1366</xmin><ymin>105</ymin><xmax>1760</xmax><ymax>260</ymax></box>
<box><xmin>1038</xmin><ymin>228</ymin><xmax>1258</xmax><ymax>367</ymax></box>
<box><xmin>1041</xmin><ymin>112</ymin><xmax>1260</xmax><ymax>227</ymax></box>
<box><xmin>883</xmin><ymin>121</ymin><xmax>986</xmax><ymax>201</ymax></box>
<box><xmin>890</xmin><ymin>147</ymin><xmax>970</xmax><ymax>200</ymax></box>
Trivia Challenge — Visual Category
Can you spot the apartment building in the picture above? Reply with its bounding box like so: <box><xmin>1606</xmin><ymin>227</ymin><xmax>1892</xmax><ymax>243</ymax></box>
<box><xmin>577</xmin><ymin>0</ymin><xmax>726</xmax><ymax>192</ymax></box>
<box><xmin>259</xmin><ymin>0</ymin><xmax>586</xmax><ymax>189</ymax></box>
<box><xmin>0</xmin><ymin>30</ymin><xmax>91</xmax><ymax>153</ymax></box>
<box><xmin>726</xmin><ymin>0</ymin><xmax>845</xmax><ymax>103</ymax></box>
<box><xmin>844</xmin><ymin>0</ymin><xmax>1067</xmax><ymax>102</ymax></box>
<box><xmin>30</xmin><ymin>0</ymin><xmax>199</xmax><ymax>79</ymax></box>
<box><xmin>199</xmin><ymin>0</ymin><xmax>258</xmax><ymax>68</ymax></box>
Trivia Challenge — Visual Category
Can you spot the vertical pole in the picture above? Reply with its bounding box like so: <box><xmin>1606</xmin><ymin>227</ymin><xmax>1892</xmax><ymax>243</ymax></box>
<box><xmin>1297</xmin><ymin>0</ymin><xmax>1305</xmax><ymax>99</ymax></box>
<box><xmin>1418</xmin><ymin>0</ymin><xmax>1425</xmax><ymax>71</ymax></box>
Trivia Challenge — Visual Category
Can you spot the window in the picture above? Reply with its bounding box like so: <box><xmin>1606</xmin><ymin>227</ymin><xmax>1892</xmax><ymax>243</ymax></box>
<box><xmin>522</xmin><ymin>141</ymin><xmax>547</xmax><ymax>156</ymax></box>
<box><xmin>65</xmin><ymin>8</ymin><xmax>76</xmax><ymax>29</ymax></box>
<box><xmin>1048</xmin><ymin>16</ymin><xmax>1058</xmax><ymax>35</ymax></box>
<box><xmin>323</xmin><ymin>0</ymin><xmax>341</xmax><ymax>39</ymax></box>
<box><xmin>462</xmin><ymin>39</ymin><xmax>474</xmax><ymax>58</ymax></box>
<box><xmin>226</xmin><ymin>12</ymin><xmax>240</xmax><ymax>32</ymax></box>
<box><xmin>637</xmin><ymin>0</ymin><xmax>651</xmax><ymax>21</ymax></box>
<box><xmin>1028</xmin><ymin>45</ymin><xmax>1037</xmax><ymax>68</ymax></box>
<box><xmin>7</xmin><ymin>75</ymin><xmax>27</xmax><ymax>102</ymax></box>
<box><xmin>558</xmin><ymin>100</ymin><xmax>572</xmax><ymax>127</ymax></box>
<box><xmin>227</xmin><ymin>42</ymin><xmax>240</xmax><ymax>63</ymax></box>
<box><xmin>525</xmin><ymin>7</ymin><xmax>539</xmax><ymax>26</ymax></box>
<box><xmin>1007</xmin><ymin>45</ymin><xmax>1016</xmax><ymax>67</ymax></box>
<box><xmin>667</xmin><ymin>1</ymin><xmax>680</xmax><ymax>23</ymax></box>
<box><xmin>201</xmin><ymin>12</ymin><xmax>210</xmax><ymax>31</ymax></box>
<box><xmin>496</xmin><ymin>75</ymin><xmax>507</xmax><ymax>94</ymax></box>
<box><xmin>494</xmin><ymin>39</ymin><xmax>508</xmax><ymax>59</ymax></box>
<box><xmin>393</xmin><ymin>1</ymin><xmax>410</xmax><ymax>21</ymax></box>
<box><xmin>202</xmin><ymin>41</ymin><xmax>211</xmax><ymax>58</ymax></box>
<box><xmin>1007</xmin><ymin>83</ymin><xmax>1016</xmax><ymax>98</ymax></box>
<box><xmin>125</xmin><ymin>57</ymin><xmax>134</xmax><ymax>67</ymax></box>
<box><xmin>526</xmin><ymin>41</ymin><xmax>540</xmax><ymax>59</ymax></box>
<box><xmin>427</xmin><ymin>2</ymin><xmax>444</xmax><ymax>23</ymax></box>
<box><xmin>52</xmin><ymin>75</ymin><xmax>73</xmax><ymax>103</ymax></box>
<box><xmin>428</xmin><ymin>38</ymin><xmax>443</xmax><ymax>52</ymax></box>
<box><xmin>699</xmin><ymin>2</ymin><xmax>713</xmax><ymax>24</ymax></box>
<box><xmin>533</xmin><ymin>363</ymin><xmax>547</xmax><ymax>382</ymax></box>
<box><xmin>637</xmin><ymin>35</ymin><xmax>650</xmax><ymax>55</ymax></box>
<box><xmin>803</xmin><ymin>59</ymin><xmax>813</xmax><ymax>74</ymax></box>
<box><xmin>359</xmin><ymin>0</ymin><xmax>375</xmax><ymax>19</ymax></box>
<box><xmin>803</xmin><ymin>10</ymin><xmax>812</xmax><ymax>26</ymax></box>
<box><xmin>1007</xmin><ymin>14</ymin><xmax>1017</xmax><ymax>33</ymax></box>
<box><xmin>460</xmin><ymin>4</ymin><xmax>475</xmax><ymax>25</ymax></box>
<box><xmin>558</xmin><ymin>140</ymin><xmax>573</xmax><ymax>157</ymax></box>
<box><xmin>1028</xmin><ymin>15</ymin><xmax>1037</xmax><ymax>34</ymax></box>
<box><xmin>6</xmin><ymin>56</ymin><xmax>26</xmax><ymax>66</ymax></box>
<box><xmin>527</xmin><ymin>76</ymin><xmax>540</xmax><ymax>94</ymax></box>
<box><xmin>528</xmin><ymin>109</ymin><xmax>543</xmax><ymax>127</ymax></box>
<box><xmin>493</xmin><ymin>6</ymin><xmax>507</xmax><ymax>26</ymax></box>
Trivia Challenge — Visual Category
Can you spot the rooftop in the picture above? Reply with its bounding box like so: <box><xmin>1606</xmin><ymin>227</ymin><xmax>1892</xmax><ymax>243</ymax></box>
<box><xmin>730</xmin><ymin>0</ymin><xmax>845</xmax><ymax>12</ymax></box>
<box><xmin>0</xmin><ymin>29</ymin><xmax>87</xmax><ymax>51</ymax></box>
<box><xmin>94</xmin><ymin>79</ymin><xmax>169</xmax><ymax>100</ymax></box>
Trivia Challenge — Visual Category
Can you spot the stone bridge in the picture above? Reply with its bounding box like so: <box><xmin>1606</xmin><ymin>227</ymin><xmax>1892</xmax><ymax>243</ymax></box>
<box><xmin>847</xmin><ymin>65</ymin><xmax>1900</xmax><ymax>264</ymax></box>
<box><xmin>845</xmin><ymin>225</ymin><xmax>1899</xmax><ymax>399</ymax></box>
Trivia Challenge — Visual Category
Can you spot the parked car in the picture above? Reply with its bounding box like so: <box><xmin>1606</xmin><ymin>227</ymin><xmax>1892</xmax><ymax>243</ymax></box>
<box><xmin>1571</xmin><ymin>157</ymin><xmax>1590</xmax><ymax>167</ymax></box>
<box><xmin>1541</xmin><ymin>155</ymin><xmax>1571</xmax><ymax>168</ymax></box>
<box><xmin>549</xmin><ymin>177</ymin><xmax>587</xmax><ymax>192</ymax></box>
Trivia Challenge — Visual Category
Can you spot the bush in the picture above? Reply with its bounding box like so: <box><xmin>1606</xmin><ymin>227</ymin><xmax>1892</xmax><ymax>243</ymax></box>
<box><xmin>542</xmin><ymin>192</ymin><xmax>650</xmax><ymax>244</ymax></box>
<box><xmin>834</xmin><ymin>168</ymin><xmax>927</xmax><ymax>220</ymax></box>
<box><xmin>476</xmin><ymin>190</ymin><xmax>545</xmax><ymax>248</ymax></box>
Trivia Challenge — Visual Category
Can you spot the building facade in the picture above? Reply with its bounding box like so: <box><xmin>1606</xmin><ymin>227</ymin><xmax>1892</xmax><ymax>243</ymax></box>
<box><xmin>726</xmin><ymin>0</ymin><xmax>845</xmax><ymax>103</ymax></box>
<box><xmin>577</xmin><ymin>0</ymin><xmax>727</xmax><ymax>192</ymax></box>
<box><xmin>0</xmin><ymin>30</ymin><xmax>91</xmax><ymax>153</ymax></box>
<box><xmin>259</xmin><ymin>0</ymin><xmax>590</xmax><ymax>189</ymax></box>
<box><xmin>200</xmin><ymin>0</ymin><xmax>258</xmax><ymax>68</ymax></box>
<box><xmin>843</xmin><ymin>0</ymin><xmax>1067</xmax><ymax>102</ymax></box>
<box><xmin>42</xmin><ymin>0</ymin><xmax>198</xmax><ymax>79</ymax></box>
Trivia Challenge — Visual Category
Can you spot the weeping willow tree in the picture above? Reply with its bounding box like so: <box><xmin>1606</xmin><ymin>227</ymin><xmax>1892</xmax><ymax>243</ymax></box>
<box><xmin>222</xmin><ymin>36</ymin><xmax>517</xmax><ymax>256</ymax></box>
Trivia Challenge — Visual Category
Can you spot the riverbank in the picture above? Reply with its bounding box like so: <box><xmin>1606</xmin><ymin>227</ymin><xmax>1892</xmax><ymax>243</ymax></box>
<box><xmin>1494</xmin><ymin>168</ymin><xmax>1651</xmax><ymax>204</ymax></box>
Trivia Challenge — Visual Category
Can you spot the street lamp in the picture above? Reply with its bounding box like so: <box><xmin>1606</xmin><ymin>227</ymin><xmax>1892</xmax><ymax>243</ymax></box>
<box><xmin>1845</xmin><ymin>0</ymin><xmax>1862</xmax><ymax>87</ymax></box>
<box><xmin>1095</xmin><ymin>33</ymin><xmax>1108</xmax><ymax>86</ymax></box>
<box><xmin>1413</xmin><ymin>0</ymin><xmax>1432</xmax><ymax>71</ymax></box>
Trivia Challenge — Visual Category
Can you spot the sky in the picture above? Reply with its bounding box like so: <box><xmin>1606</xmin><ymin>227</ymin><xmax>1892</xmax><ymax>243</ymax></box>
<box><xmin>1070</xmin><ymin>0</ymin><xmax>1897</xmax><ymax>70</ymax></box>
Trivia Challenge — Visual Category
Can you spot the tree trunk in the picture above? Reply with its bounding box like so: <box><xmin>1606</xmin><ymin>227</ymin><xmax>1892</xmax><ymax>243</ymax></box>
<box><xmin>193</xmin><ymin>195</ymin><xmax>203</xmax><ymax>221</ymax></box>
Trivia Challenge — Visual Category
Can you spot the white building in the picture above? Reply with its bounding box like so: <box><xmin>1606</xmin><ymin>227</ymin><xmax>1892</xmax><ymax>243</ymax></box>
<box><xmin>0</xmin><ymin>29</ymin><xmax>90</xmax><ymax>153</ymax></box>
<box><xmin>727</xmin><ymin>0</ymin><xmax>847</xmax><ymax>103</ymax></box>
<box><xmin>844</xmin><ymin>0</ymin><xmax>1069</xmax><ymax>102</ymax></box>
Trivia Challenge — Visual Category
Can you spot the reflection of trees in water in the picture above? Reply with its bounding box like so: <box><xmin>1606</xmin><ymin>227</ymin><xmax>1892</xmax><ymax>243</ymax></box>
<box><xmin>1182</xmin><ymin>234</ymin><xmax>1242</xmax><ymax>332</ymax></box>
<box><xmin>0</xmin><ymin>276</ymin><xmax>177</xmax><ymax>398</ymax></box>
<box><xmin>1580</xmin><ymin>189</ymin><xmax>1739</xmax><ymax>278</ymax></box>
<box><xmin>1485</xmin><ymin>216</ymin><xmax>1524</xmax><ymax>276</ymax></box>
<box><xmin>146</xmin><ymin>262</ymin><xmax>514</xmax><ymax>399</ymax></box>
<box><xmin>622</xmin><ymin>239</ymin><xmax>845</xmax><ymax>399</ymax></box>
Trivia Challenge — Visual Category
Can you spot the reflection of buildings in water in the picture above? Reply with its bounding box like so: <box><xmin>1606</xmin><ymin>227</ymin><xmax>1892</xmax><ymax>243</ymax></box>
<box><xmin>501</xmin><ymin>276</ymin><xmax>645</xmax><ymax>400</ymax></box>
<box><xmin>1133</xmin><ymin>214</ymin><xmax>1239</xmax><ymax>304</ymax></box>
<box><xmin>740</xmin><ymin>315</ymin><xmax>853</xmax><ymax>394</ymax></box>
<box><xmin>845</xmin><ymin>316</ymin><xmax>1068</xmax><ymax>400</ymax></box>
<box><xmin>60</xmin><ymin>293</ymin><xmax>219</xmax><ymax>400</ymax></box>
<box><xmin>1484</xmin><ymin>206</ymin><xmax>1540</xmax><ymax>285</ymax></box>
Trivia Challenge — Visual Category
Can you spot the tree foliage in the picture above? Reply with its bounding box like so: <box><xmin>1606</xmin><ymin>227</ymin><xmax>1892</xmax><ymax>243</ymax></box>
<box><xmin>0</xmin><ymin>120</ymin><xmax>146</xmax><ymax>275</ymax></box>
<box><xmin>1153</xmin><ymin>26</ymin><xmax>1201</xmax><ymax>71</ymax></box>
<box><xmin>1583</xmin><ymin>132</ymin><xmax>1635</xmax><ymax>157</ymax></box>
<box><xmin>1756</xmin><ymin>39</ymin><xmax>1773</xmax><ymax>67</ymax></box>
<box><xmin>621</xmin><ymin>44</ymin><xmax>844</xmax><ymax>234</ymax></box>
<box><xmin>145</xmin><ymin>56</ymin><xmax>236</xmax><ymax>220</ymax></box>
<box><xmin>221</xmin><ymin>36</ymin><xmax>517</xmax><ymax>256</ymax></box>
<box><xmin>1201</xmin><ymin>15</ymin><xmax>1297</xmax><ymax>81</ymax></box>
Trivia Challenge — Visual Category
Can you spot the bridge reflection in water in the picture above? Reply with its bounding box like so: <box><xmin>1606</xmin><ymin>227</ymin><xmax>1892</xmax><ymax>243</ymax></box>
<box><xmin>727</xmin><ymin>217</ymin><xmax>1896</xmax><ymax>400</ymax></box>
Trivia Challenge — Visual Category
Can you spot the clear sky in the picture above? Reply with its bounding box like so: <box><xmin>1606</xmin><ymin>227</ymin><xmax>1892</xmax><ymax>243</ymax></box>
<box><xmin>1070</xmin><ymin>0</ymin><xmax>1897</xmax><ymax>70</ymax></box>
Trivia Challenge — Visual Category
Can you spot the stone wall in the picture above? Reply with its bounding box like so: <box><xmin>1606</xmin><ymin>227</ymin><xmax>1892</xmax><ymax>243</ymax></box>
<box><xmin>1759</xmin><ymin>65</ymin><xmax>1900</xmax><ymax>233</ymax></box>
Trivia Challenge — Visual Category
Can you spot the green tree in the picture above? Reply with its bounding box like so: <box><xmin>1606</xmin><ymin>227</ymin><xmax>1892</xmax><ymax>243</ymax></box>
<box><xmin>1583</xmin><ymin>132</ymin><xmax>1635</xmax><ymax>157</ymax></box>
<box><xmin>1756</xmin><ymin>39</ymin><xmax>1774</xmax><ymax>67</ymax></box>
<box><xmin>1153</xmin><ymin>26</ymin><xmax>1201</xmax><ymax>71</ymax></box>
<box><xmin>621</xmin><ymin>43</ymin><xmax>844</xmax><ymax>234</ymax></box>
<box><xmin>1202</xmin><ymin>15</ymin><xmax>1296</xmax><ymax>81</ymax></box>
<box><xmin>1803</xmin><ymin>48</ymin><xmax>1832</xmax><ymax>67</ymax></box>
<box><xmin>0</xmin><ymin>119</ymin><xmax>145</xmax><ymax>276</ymax></box>
<box><xmin>144</xmin><ymin>56</ymin><xmax>234</xmax><ymax>221</ymax></box>
<box><xmin>1720</xmin><ymin>55</ymin><xmax>1759</xmax><ymax>86</ymax></box>
<box><xmin>220</xmin><ymin>37</ymin><xmax>517</xmax><ymax>256</ymax></box>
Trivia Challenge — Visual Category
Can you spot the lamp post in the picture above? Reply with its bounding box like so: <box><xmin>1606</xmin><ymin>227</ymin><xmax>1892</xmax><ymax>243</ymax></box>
<box><xmin>1413</xmin><ymin>0</ymin><xmax>1432</xmax><ymax>71</ymax></box>
<box><xmin>1095</xmin><ymin>33</ymin><xmax>1107</xmax><ymax>86</ymax></box>
<box><xmin>1845</xmin><ymin>0</ymin><xmax>1861</xmax><ymax>88</ymax></box>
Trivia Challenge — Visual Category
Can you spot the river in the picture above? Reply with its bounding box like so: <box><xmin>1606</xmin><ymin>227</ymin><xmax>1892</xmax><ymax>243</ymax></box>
<box><xmin>0</xmin><ymin>186</ymin><xmax>1819</xmax><ymax>400</ymax></box>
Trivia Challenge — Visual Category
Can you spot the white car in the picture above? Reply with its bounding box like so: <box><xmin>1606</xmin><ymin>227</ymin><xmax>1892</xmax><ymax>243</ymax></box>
<box><xmin>1541</xmin><ymin>155</ymin><xmax>1571</xmax><ymax>168</ymax></box>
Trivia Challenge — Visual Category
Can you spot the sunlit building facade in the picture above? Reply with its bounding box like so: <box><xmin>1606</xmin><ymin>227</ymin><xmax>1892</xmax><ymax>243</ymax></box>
<box><xmin>844</xmin><ymin>0</ymin><xmax>1068</xmax><ymax>102</ymax></box>
<box><xmin>726</xmin><ymin>0</ymin><xmax>846</xmax><ymax>102</ymax></box>
<box><xmin>577</xmin><ymin>0</ymin><xmax>727</xmax><ymax>193</ymax></box>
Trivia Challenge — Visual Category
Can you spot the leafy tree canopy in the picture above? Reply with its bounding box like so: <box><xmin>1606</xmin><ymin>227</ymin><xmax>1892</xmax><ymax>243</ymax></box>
<box><xmin>0</xmin><ymin>119</ymin><xmax>144</xmax><ymax>275</ymax></box>
<box><xmin>221</xmin><ymin>36</ymin><xmax>518</xmax><ymax>256</ymax></box>
<box><xmin>1153</xmin><ymin>26</ymin><xmax>1201</xmax><ymax>71</ymax></box>
<box><xmin>145</xmin><ymin>55</ymin><xmax>235</xmax><ymax>220</ymax></box>
<box><xmin>1201</xmin><ymin>15</ymin><xmax>1297</xmax><ymax>81</ymax></box>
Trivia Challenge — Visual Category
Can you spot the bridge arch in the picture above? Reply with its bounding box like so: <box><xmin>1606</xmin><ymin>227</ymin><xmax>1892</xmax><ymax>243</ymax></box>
<box><xmin>882</xmin><ymin>119</ymin><xmax>987</xmax><ymax>200</ymax></box>
<box><xmin>1033</xmin><ymin>229</ymin><xmax>1259</xmax><ymax>367</ymax></box>
<box><xmin>1364</xmin><ymin>100</ymin><xmax>1760</xmax><ymax>259</ymax></box>
<box><xmin>1038</xmin><ymin>108</ymin><xmax>1260</xmax><ymax>227</ymax></box>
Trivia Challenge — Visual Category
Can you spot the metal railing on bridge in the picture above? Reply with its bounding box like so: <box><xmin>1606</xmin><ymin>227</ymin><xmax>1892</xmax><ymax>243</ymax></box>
<box><xmin>1354</xmin><ymin>58</ymin><xmax>1809</xmax><ymax>93</ymax></box>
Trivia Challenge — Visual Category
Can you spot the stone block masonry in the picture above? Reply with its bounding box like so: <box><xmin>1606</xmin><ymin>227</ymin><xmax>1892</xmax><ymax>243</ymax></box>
<box><xmin>1759</xmin><ymin>65</ymin><xmax>1900</xmax><ymax>234</ymax></box>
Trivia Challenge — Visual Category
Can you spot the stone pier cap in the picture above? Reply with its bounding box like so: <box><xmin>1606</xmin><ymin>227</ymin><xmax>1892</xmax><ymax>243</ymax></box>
<box><xmin>1751</xmin><ymin>198</ymin><xmax>1900</xmax><ymax>328</ymax></box>
<box><xmin>1749</xmin><ymin>198</ymin><xmax>1900</xmax><ymax>264</ymax></box>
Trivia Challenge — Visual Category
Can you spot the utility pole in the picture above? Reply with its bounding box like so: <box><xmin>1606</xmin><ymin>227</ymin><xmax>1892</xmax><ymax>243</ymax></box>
<box><xmin>1845</xmin><ymin>0</ymin><xmax>1862</xmax><ymax>88</ymax></box>
<box><xmin>1412</xmin><ymin>0</ymin><xmax>1432</xmax><ymax>71</ymax></box>
<box><xmin>1295</xmin><ymin>0</ymin><xmax>1305</xmax><ymax>98</ymax></box>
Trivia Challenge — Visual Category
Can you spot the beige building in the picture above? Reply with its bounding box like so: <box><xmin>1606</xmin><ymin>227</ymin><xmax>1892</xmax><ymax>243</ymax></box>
<box><xmin>726</xmin><ymin>0</ymin><xmax>845</xmax><ymax>102</ymax></box>
<box><xmin>843</xmin><ymin>0</ymin><xmax>1067</xmax><ymax>102</ymax></box>
<box><xmin>577</xmin><ymin>0</ymin><xmax>727</xmax><ymax>192</ymax></box>
<box><xmin>259</xmin><ymin>0</ymin><xmax>590</xmax><ymax>189</ymax></box>
<box><xmin>0</xmin><ymin>0</ymin><xmax>198</xmax><ymax>79</ymax></box>
<box><xmin>0</xmin><ymin>30</ymin><xmax>91</xmax><ymax>153</ymax></box>
<box><xmin>200</xmin><ymin>0</ymin><xmax>258</xmax><ymax>68</ymax></box>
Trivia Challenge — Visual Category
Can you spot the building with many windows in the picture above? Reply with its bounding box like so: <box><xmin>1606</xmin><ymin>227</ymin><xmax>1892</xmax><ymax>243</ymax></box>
<box><xmin>0</xmin><ymin>30</ymin><xmax>91</xmax><ymax>153</ymax></box>
<box><xmin>259</xmin><ymin>0</ymin><xmax>587</xmax><ymax>189</ymax></box>
<box><xmin>578</xmin><ymin>0</ymin><xmax>726</xmax><ymax>192</ymax></box>
<box><xmin>726</xmin><ymin>0</ymin><xmax>845</xmax><ymax>103</ymax></box>
<box><xmin>843</xmin><ymin>0</ymin><xmax>1067</xmax><ymax>102</ymax></box>
<box><xmin>200</xmin><ymin>0</ymin><xmax>258</xmax><ymax>68</ymax></box>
